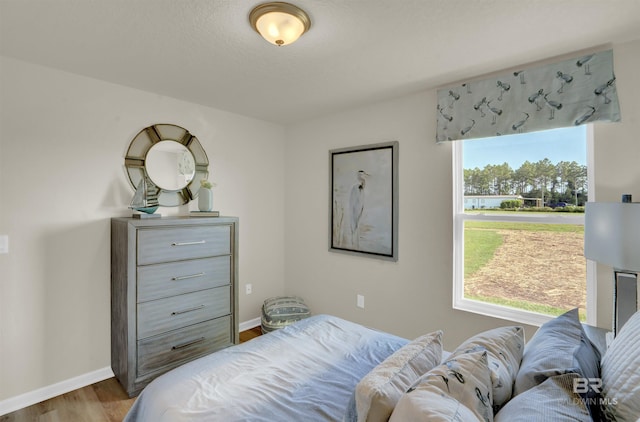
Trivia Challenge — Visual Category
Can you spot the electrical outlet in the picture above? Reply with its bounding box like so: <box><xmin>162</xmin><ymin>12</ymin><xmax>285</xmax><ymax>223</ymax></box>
<box><xmin>357</xmin><ymin>294</ymin><xmax>365</xmax><ymax>309</ymax></box>
<box><xmin>245</xmin><ymin>284</ymin><xmax>252</xmax><ymax>295</ymax></box>
<box><xmin>0</xmin><ymin>235</ymin><xmax>8</xmax><ymax>254</ymax></box>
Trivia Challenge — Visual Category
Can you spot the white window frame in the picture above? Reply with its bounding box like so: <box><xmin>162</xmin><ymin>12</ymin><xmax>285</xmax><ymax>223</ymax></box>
<box><xmin>452</xmin><ymin>125</ymin><xmax>597</xmax><ymax>327</ymax></box>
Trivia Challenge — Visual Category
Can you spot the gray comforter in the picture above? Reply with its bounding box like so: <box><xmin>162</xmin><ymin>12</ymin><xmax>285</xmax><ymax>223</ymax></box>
<box><xmin>124</xmin><ymin>314</ymin><xmax>408</xmax><ymax>421</ymax></box>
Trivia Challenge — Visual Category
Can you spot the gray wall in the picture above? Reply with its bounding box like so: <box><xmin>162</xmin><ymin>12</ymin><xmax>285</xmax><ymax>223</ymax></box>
<box><xmin>0</xmin><ymin>57</ymin><xmax>286</xmax><ymax>401</ymax></box>
<box><xmin>284</xmin><ymin>39</ymin><xmax>640</xmax><ymax>351</ymax></box>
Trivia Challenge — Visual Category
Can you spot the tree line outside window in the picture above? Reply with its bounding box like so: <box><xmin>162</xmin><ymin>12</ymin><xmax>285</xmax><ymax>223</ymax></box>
<box><xmin>463</xmin><ymin>159</ymin><xmax>587</xmax><ymax>206</ymax></box>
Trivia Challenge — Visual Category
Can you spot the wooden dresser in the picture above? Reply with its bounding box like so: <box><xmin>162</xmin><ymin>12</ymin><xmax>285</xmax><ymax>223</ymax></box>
<box><xmin>111</xmin><ymin>216</ymin><xmax>239</xmax><ymax>397</ymax></box>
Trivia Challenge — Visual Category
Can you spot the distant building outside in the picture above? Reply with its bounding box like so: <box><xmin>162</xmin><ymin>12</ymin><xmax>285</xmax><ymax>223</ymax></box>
<box><xmin>463</xmin><ymin>195</ymin><xmax>543</xmax><ymax>209</ymax></box>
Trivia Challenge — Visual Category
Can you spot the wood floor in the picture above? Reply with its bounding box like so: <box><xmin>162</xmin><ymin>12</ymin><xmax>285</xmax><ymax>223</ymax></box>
<box><xmin>239</xmin><ymin>325</ymin><xmax>263</xmax><ymax>343</ymax></box>
<box><xmin>1</xmin><ymin>326</ymin><xmax>263</xmax><ymax>422</ymax></box>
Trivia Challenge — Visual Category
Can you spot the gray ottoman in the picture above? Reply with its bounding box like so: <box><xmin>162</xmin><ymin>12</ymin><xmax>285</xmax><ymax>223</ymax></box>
<box><xmin>261</xmin><ymin>296</ymin><xmax>311</xmax><ymax>334</ymax></box>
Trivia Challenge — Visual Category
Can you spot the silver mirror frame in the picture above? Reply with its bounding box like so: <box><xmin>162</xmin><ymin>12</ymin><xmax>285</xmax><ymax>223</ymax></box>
<box><xmin>125</xmin><ymin>124</ymin><xmax>209</xmax><ymax>207</ymax></box>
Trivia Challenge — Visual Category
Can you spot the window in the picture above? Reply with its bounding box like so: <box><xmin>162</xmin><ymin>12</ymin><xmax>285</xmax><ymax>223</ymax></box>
<box><xmin>452</xmin><ymin>125</ymin><xmax>596</xmax><ymax>326</ymax></box>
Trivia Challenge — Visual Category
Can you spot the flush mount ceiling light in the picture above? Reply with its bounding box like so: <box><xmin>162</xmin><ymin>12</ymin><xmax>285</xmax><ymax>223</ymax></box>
<box><xmin>249</xmin><ymin>2</ymin><xmax>311</xmax><ymax>46</ymax></box>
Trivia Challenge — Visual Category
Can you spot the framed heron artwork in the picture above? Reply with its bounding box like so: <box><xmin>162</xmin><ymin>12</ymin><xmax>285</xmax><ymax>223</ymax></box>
<box><xmin>329</xmin><ymin>141</ymin><xmax>398</xmax><ymax>261</ymax></box>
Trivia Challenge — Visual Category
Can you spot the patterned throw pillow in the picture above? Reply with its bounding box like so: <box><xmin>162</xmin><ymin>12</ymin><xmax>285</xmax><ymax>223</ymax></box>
<box><xmin>389</xmin><ymin>350</ymin><xmax>494</xmax><ymax>422</ymax></box>
<box><xmin>451</xmin><ymin>326</ymin><xmax>524</xmax><ymax>407</ymax></box>
<box><xmin>355</xmin><ymin>330</ymin><xmax>443</xmax><ymax>422</ymax></box>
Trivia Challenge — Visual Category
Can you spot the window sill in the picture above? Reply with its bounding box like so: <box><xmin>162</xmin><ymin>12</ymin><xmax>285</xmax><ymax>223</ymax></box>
<box><xmin>453</xmin><ymin>297</ymin><xmax>555</xmax><ymax>327</ymax></box>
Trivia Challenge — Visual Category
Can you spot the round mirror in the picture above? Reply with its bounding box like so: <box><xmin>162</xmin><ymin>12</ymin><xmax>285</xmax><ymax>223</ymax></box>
<box><xmin>146</xmin><ymin>141</ymin><xmax>195</xmax><ymax>191</ymax></box>
<box><xmin>125</xmin><ymin>124</ymin><xmax>209</xmax><ymax>207</ymax></box>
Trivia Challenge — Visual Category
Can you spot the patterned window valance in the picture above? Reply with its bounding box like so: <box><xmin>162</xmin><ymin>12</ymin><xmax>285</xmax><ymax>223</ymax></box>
<box><xmin>436</xmin><ymin>49</ymin><xmax>620</xmax><ymax>142</ymax></box>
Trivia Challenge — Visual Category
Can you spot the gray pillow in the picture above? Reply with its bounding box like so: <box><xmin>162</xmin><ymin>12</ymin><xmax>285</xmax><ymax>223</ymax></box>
<box><xmin>514</xmin><ymin>308</ymin><xmax>602</xmax><ymax>419</ymax></box>
<box><xmin>495</xmin><ymin>373</ymin><xmax>591</xmax><ymax>421</ymax></box>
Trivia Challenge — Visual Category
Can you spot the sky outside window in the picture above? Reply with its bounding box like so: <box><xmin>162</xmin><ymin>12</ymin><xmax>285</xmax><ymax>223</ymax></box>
<box><xmin>463</xmin><ymin>126</ymin><xmax>587</xmax><ymax>169</ymax></box>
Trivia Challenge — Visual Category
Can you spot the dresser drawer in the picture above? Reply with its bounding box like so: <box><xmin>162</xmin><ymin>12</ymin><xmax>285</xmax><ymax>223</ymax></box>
<box><xmin>137</xmin><ymin>225</ymin><xmax>231</xmax><ymax>265</ymax></box>
<box><xmin>137</xmin><ymin>287</ymin><xmax>231</xmax><ymax>339</ymax></box>
<box><xmin>137</xmin><ymin>316</ymin><xmax>232</xmax><ymax>377</ymax></box>
<box><xmin>137</xmin><ymin>256</ymin><xmax>231</xmax><ymax>302</ymax></box>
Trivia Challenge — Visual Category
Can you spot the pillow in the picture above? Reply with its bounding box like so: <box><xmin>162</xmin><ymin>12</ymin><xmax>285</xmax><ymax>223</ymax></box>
<box><xmin>514</xmin><ymin>308</ymin><xmax>602</xmax><ymax>419</ymax></box>
<box><xmin>494</xmin><ymin>373</ymin><xmax>591</xmax><ymax>421</ymax></box>
<box><xmin>389</xmin><ymin>350</ymin><xmax>494</xmax><ymax>422</ymax></box>
<box><xmin>451</xmin><ymin>326</ymin><xmax>524</xmax><ymax>407</ymax></box>
<box><xmin>355</xmin><ymin>330</ymin><xmax>443</xmax><ymax>422</ymax></box>
<box><xmin>600</xmin><ymin>310</ymin><xmax>640</xmax><ymax>422</ymax></box>
<box><xmin>389</xmin><ymin>390</ymin><xmax>483</xmax><ymax>421</ymax></box>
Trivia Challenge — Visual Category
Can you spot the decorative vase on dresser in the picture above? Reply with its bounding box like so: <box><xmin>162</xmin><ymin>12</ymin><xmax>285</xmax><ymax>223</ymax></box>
<box><xmin>111</xmin><ymin>216</ymin><xmax>239</xmax><ymax>397</ymax></box>
<box><xmin>198</xmin><ymin>187</ymin><xmax>213</xmax><ymax>212</ymax></box>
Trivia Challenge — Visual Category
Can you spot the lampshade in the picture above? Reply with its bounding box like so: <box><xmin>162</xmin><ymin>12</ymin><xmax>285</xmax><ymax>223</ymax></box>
<box><xmin>249</xmin><ymin>2</ymin><xmax>311</xmax><ymax>46</ymax></box>
<box><xmin>584</xmin><ymin>202</ymin><xmax>640</xmax><ymax>272</ymax></box>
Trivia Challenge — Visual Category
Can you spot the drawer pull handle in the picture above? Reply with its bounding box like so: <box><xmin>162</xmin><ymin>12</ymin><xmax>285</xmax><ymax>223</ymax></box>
<box><xmin>171</xmin><ymin>240</ymin><xmax>206</xmax><ymax>246</ymax></box>
<box><xmin>171</xmin><ymin>337</ymin><xmax>205</xmax><ymax>350</ymax></box>
<box><xmin>172</xmin><ymin>272</ymin><xmax>205</xmax><ymax>281</ymax></box>
<box><xmin>171</xmin><ymin>305</ymin><xmax>205</xmax><ymax>315</ymax></box>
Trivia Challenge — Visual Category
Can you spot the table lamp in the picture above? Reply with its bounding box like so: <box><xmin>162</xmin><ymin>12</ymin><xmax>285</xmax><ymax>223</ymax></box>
<box><xmin>584</xmin><ymin>197</ymin><xmax>640</xmax><ymax>336</ymax></box>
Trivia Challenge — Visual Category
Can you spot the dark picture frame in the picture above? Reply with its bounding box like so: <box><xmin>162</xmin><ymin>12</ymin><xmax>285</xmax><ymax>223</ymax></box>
<box><xmin>329</xmin><ymin>141</ymin><xmax>398</xmax><ymax>261</ymax></box>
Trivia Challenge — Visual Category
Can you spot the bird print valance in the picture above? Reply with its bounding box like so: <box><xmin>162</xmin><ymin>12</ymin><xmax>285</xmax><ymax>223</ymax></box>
<box><xmin>436</xmin><ymin>49</ymin><xmax>621</xmax><ymax>142</ymax></box>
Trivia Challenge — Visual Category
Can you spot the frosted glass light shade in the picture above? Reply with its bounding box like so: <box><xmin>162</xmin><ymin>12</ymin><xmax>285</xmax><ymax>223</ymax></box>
<box><xmin>584</xmin><ymin>202</ymin><xmax>640</xmax><ymax>271</ymax></box>
<box><xmin>250</xmin><ymin>2</ymin><xmax>310</xmax><ymax>46</ymax></box>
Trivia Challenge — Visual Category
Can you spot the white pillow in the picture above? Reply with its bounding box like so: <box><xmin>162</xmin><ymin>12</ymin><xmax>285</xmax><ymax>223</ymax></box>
<box><xmin>389</xmin><ymin>350</ymin><xmax>494</xmax><ymax>422</ymax></box>
<box><xmin>389</xmin><ymin>389</ymin><xmax>482</xmax><ymax>421</ymax></box>
<box><xmin>452</xmin><ymin>326</ymin><xmax>524</xmax><ymax>406</ymax></box>
<box><xmin>355</xmin><ymin>330</ymin><xmax>443</xmax><ymax>422</ymax></box>
<box><xmin>601</xmin><ymin>310</ymin><xmax>640</xmax><ymax>421</ymax></box>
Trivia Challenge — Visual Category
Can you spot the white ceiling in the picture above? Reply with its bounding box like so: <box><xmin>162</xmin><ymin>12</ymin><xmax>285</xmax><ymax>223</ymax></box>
<box><xmin>2</xmin><ymin>0</ymin><xmax>640</xmax><ymax>125</ymax></box>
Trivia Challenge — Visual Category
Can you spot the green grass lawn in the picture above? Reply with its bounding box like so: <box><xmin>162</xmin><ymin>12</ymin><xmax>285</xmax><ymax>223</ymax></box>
<box><xmin>464</xmin><ymin>221</ymin><xmax>586</xmax><ymax>320</ymax></box>
<box><xmin>465</xmin><ymin>220</ymin><xmax>584</xmax><ymax>233</ymax></box>
<box><xmin>464</xmin><ymin>228</ymin><xmax>503</xmax><ymax>278</ymax></box>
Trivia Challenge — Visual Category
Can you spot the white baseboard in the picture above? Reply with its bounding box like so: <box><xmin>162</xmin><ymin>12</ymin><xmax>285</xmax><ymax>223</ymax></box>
<box><xmin>1</xmin><ymin>318</ymin><xmax>262</xmax><ymax>416</ymax></box>
<box><xmin>239</xmin><ymin>316</ymin><xmax>261</xmax><ymax>332</ymax></box>
<box><xmin>0</xmin><ymin>366</ymin><xmax>114</xmax><ymax>416</ymax></box>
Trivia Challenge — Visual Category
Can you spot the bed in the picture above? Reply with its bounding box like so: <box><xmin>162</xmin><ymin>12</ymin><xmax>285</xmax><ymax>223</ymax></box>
<box><xmin>124</xmin><ymin>314</ymin><xmax>408</xmax><ymax>421</ymax></box>
<box><xmin>124</xmin><ymin>311</ymin><xmax>640</xmax><ymax>422</ymax></box>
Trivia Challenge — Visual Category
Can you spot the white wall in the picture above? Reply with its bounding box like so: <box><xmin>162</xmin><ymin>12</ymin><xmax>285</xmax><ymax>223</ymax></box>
<box><xmin>284</xmin><ymin>39</ymin><xmax>640</xmax><ymax>351</ymax></box>
<box><xmin>592</xmin><ymin>39</ymin><xmax>640</xmax><ymax>327</ymax></box>
<box><xmin>0</xmin><ymin>57</ymin><xmax>286</xmax><ymax>401</ymax></box>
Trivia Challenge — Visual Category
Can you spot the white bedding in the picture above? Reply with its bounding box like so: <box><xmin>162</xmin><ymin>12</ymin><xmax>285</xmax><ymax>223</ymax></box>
<box><xmin>124</xmin><ymin>314</ymin><xmax>408</xmax><ymax>421</ymax></box>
